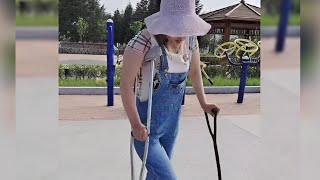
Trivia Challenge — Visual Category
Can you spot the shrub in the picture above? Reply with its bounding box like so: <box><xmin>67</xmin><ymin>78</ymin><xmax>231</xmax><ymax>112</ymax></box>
<box><xmin>59</xmin><ymin>63</ymin><xmax>260</xmax><ymax>81</ymax></box>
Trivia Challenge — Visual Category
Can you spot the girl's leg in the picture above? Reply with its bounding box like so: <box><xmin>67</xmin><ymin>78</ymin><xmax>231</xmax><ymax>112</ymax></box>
<box><xmin>160</xmin><ymin>112</ymin><xmax>181</xmax><ymax>159</ymax></box>
<box><xmin>134</xmin><ymin>139</ymin><xmax>177</xmax><ymax>180</ymax></box>
<box><xmin>159</xmin><ymin>125</ymin><xmax>179</xmax><ymax>159</ymax></box>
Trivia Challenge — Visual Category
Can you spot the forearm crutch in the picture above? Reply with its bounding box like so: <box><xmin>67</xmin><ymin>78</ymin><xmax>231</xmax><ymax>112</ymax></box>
<box><xmin>204</xmin><ymin>110</ymin><xmax>222</xmax><ymax>180</ymax></box>
<box><xmin>130</xmin><ymin>46</ymin><xmax>162</xmax><ymax>180</ymax></box>
<box><xmin>202</xmin><ymin>68</ymin><xmax>222</xmax><ymax>180</ymax></box>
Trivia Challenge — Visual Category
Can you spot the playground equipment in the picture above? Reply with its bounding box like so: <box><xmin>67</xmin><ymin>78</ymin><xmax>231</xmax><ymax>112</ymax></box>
<box><xmin>183</xmin><ymin>38</ymin><xmax>260</xmax><ymax>105</ymax></box>
<box><xmin>213</xmin><ymin>42</ymin><xmax>238</xmax><ymax>59</ymax></box>
<box><xmin>213</xmin><ymin>39</ymin><xmax>260</xmax><ymax>59</ymax></box>
<box><xmin>211</xmin><ymin>38</ymin><xmax>260</xmax><ymax>103</ymax></box>
<box><xmin>234</xmin><ymin>39</ymin><xmax>259</xmax><ymax>58</ymax></box>
<box><xmin>276</xmin><ymin>0</ymin><xmax>292</xmax><ymax>52</ymax></box>
<box><xmin>107</xmin><ymin>19</ymin><xmax>115</xmax><ymax>106</ymax></box>
<box><xmin>200</xmin><ymin>62</ymin><xmax>213</xmax><ymax>85</ymax></box>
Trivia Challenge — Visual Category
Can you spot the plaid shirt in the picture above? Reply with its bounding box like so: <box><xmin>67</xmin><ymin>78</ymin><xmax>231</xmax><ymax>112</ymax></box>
<box><xmin>126</xmin><ymin>29</ymin><xmax>199</xmax><ymax>101</ymax></box>
<box><xmin>127</xmin><ymin>29</ymin><xmax>199</xmax><ymax>54</ymax></box>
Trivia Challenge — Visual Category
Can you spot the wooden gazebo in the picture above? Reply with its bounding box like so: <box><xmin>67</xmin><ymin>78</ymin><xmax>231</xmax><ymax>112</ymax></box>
<box><xmin>200</xmin><ymin>0</ymin><xmax>261</xmax><ymax>42</ymax></box>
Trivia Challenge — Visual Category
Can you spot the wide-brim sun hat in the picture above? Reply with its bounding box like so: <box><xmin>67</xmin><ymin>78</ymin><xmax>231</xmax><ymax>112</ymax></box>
<box><xmin>145</xmin><ymin>0</ymin><xmax>211</xmax><ymax>37</ymax></box>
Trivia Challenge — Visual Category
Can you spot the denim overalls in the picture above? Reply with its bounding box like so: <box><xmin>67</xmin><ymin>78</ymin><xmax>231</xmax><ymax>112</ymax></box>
<box><xmin>134</xmin><ymin>39</ymin><xmax>191</xmax><ymax>180</ymax></box>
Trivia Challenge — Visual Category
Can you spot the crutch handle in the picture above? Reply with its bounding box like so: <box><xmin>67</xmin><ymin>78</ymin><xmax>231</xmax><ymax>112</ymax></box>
<box><xmin>131</xmin><ymin>127</ymin><xmax>149</xmax><ymax>141</ymax></box>
<box><xmin>211</xmin><ymin>108</ymin><xmax>220</xmax><ymax>117</ymax></box>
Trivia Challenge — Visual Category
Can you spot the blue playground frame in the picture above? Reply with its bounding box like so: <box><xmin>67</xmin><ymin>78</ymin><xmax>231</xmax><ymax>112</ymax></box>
<box><xmin>276</xmin><ymin>0</ymin><xmax>292</xmax><ymax>52</ymax></box>
<box><xmin>107</xmin><ymin>19</ymin><xmax>115</xmax><ymax>106</ymax></box>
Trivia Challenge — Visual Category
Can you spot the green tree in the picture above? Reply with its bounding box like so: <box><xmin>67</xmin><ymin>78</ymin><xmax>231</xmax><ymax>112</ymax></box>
<box><xmin>198</xmin><ymin>34</ymin><xmax>211</xmax><ymax>50</ymax></box>
<box><xmin>146</xmin><ymin>0</ymin><xmax>203</xmax><ymax>15</ymax></box>
<box><xmin>195</xmin><ymin>0</ymin><xmax>203</xmax><ymax>15</ymax></box>
<box><xmin>98</xmin><ymin>20</ymin><xmax>107</xmax><ymax>42</ymax></box>
<box><xmin>98</xmin><ymin>12</ymin><xmax>112</xmax><ymax>43</ymax></box>
<box><xmin>133</xmin><ymin>0</ymin><xmax>149</xmax><ymax>21</ymax></box>
<box><xmin>59</xmin><ymin>0</ymin><xmax>83</xmax><ymax>42</ymax></box>
<box><xmin>130</xmin><ymin>21</ymin><xmax>144</xmax><ymax>35</ymax></box>
<box><xmin>293</xmin><ymin>0</ymin><xmax>300</xmax><ymax>14</ymax></box>
<box><xmin>122</xmin><ymin>3</ymin><xmax>134</xmax><ymax>43</ymax></box>
<box><xmin>33</xmin><ymin>0</ymin><xmax>49</xmax><ymax>14</ymax></box>
<box><xmin>59</xmin><ymin>0</ymin><xmax>107</xmax><ymax>43</ymax></box>
<box><xmin>262</xmin><ymin>0</ymin><xmax>281</xmax><ymax>15</ymax></box>
<box><xmin>147</xmin><ymin>0</ymin><xmax>160</xmax><ymax>16</ymax></box>
<box><xmin>77</xmin><ymin>17</ymin><xmax>89</xmax><ymax>42</ymax></box>
<box><xmin>195</xmin><ymin>0</ymin><xmax>206</xmax><ymax>46</ymax></box>
<box><xmin>113</xmin><ymin>9</ymin><xmax>124</xmax><ymax>44</ymax></box>
<box><xmin>85</xmin><ymin>0</ymin><xmax>106</xmax><ymax>42</ymax></box>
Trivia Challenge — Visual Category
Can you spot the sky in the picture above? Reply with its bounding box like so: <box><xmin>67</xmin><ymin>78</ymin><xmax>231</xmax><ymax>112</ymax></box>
<box><xmin>100</xmin><ymin>0</ymin><xmax>260</xmax><ymax>15</ymax></box>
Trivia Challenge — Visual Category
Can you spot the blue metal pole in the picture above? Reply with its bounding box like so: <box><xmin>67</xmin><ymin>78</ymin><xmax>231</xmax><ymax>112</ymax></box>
<box><xmin>107</xmin><ymin>19</ymin><xmax>115</xmax><ymax>106</ymax></box>
<box><xmin>276</xmin><ymin>0</ymin><xmax>292</xmax><ymax>52</ymax></box>
<box><xmin>237</xmin><ymin>63</ymin><xmax>249</xmax><ymax>103</ymax></box>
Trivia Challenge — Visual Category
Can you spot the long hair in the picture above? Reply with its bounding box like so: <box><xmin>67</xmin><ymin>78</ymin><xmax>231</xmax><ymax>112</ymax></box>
<box><xmin>154</xmin><ymin>34</ymin><xmax>168</xmax><ymax>46</ymax></box>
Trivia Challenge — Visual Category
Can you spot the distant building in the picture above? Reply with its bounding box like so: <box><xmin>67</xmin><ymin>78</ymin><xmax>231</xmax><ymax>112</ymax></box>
<box><xmin>200</xmin><ymin>0</ymin><xmax>261</xmax><ymax>42</ymax></box>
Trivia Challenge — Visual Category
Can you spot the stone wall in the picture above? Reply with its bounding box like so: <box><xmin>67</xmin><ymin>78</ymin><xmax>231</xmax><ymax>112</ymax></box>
<box><xmin>59</xmin><ymin>42</ymin><xmax>111</xmax><ymax>55</ymax></box>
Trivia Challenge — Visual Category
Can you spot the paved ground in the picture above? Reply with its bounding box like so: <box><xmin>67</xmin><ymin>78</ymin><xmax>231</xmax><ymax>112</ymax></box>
<box><xmin>262</xmin><ymin>37</ymin><xmax>300</xmax><ymax>70</ymax></box>
<box><xmin>16</xmin><ymin>27</ymin><xmax>58</xmax><ymax>40</ymax></box>
<box><xmin>59</xmin><ymin>94</ymin><xmax>260</xmax><ymax>120</ymax></box>
<box><xmin>258</xmin><ymin>37</ymin><xmax>300</xmax><ymax>180</ymax></box>
<box><xmin>59</xmin><ymin>54</ymin><xmax>106</xmax><ymax>65</ymax></box>
<box><xmin>16</xmin><ymin>40</ymin><xmax>58</xmax><ymax>78</ymax></box>
<box><xmin>59</xmin><ymin>115</ymin><xmax>261</xmax><ymax>180</ymax></box>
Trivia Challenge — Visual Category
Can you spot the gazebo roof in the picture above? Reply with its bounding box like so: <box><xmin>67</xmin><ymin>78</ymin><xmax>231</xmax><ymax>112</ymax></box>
<box><xmin>200</xmin><ymin>0</ymin><xmax>261</xmax><ymax>22</ymax></box>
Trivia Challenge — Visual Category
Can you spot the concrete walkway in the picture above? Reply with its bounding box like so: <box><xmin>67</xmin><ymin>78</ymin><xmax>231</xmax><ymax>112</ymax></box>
<box><xmin>59</xmin><ymin>93</ymin><xmax>260</xmax><ymax>120</ymax></box>
<box><xmin>59</xmin><ymin>115</ymin><xmax>261</xmax><ymax>180</ymax></box>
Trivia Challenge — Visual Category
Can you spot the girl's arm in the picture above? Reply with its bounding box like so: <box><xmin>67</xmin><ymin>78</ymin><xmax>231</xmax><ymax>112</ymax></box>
<box><xmin>189</xmin><ymin>41</ymin><xmax>220</xmax><ymax>116</ymax></box>
<box><xmin>189</xmin><ymin>46</ymin><xmax>207</xmax><ymax>108</ymax></box>
<box><xmin>120</xmin><ymin>46</ymin><xmax>147</xmax><ymax>140</ymax></box>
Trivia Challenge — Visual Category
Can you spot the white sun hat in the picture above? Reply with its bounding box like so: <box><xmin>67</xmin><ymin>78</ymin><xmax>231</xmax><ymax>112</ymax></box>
<box><xmin>144</xmin><ymin>0</ymin><xmax>212</xmax><ymax>37</ymax></box>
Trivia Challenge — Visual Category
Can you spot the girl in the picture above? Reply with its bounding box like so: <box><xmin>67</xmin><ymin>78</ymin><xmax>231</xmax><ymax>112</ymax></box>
<box><xmin>120</xmin><ymin>0</ymin><xmax>220</xmax><ymax>179</ymax></box>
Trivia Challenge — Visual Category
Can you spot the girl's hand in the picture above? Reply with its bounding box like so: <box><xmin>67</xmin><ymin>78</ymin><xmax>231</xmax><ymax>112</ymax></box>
<box><xmin>202</xmin><ymin>103</ymin><xmax>220</xmax><ymax>117</ymax></box>
<box><xmin>131</xmin><ymin>123</ymin><xmax>148</xmax><ymax>141</ymax></box>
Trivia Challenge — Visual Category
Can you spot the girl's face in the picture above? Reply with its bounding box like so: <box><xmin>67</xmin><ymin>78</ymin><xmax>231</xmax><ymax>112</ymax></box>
<box><xmin>166</xmin><ymin>35</ymin><xmax>187</xmax><ymax>46</ymax></box>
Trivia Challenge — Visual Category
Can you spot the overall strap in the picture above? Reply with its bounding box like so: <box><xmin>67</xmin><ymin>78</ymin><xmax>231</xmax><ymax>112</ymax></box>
<box><xmin>185</xmin><ymin>36</ymin><xmax>195</xmax><ymax>77</ymax></box>
<box><xmin>188</xmin><ymin>36</ymin><xmax>194</xmax><ymax>64</ymax></box>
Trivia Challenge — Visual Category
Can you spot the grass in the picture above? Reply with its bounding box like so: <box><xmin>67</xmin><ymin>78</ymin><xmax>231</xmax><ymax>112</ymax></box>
<box><xmin>191</xmin><ymin>76</ymin><xmax>260</xmax><ymax>86</ymax></box>
<box><xmin>59</xmin><ymin>78</ymin><xmax>116</xmax><ymax>87</ymax></box>
<box><xmin>59</xmin><ymin>76</ymin><xmax>260</xmax><ymax>87</ymax></box>
<box><xmin>16</xmin><ymin>15</ymin><xmax>58</xmax><ymax>26</ymax></box>
<box><xmin>186</xmin><ymin>76</ymin><xmax>260</xmax><ymax>86</ymax></box>
<box><xmin>262</xmin><ymin>14</ymin><xmax>300</xmax><ymax>26</ymax></box>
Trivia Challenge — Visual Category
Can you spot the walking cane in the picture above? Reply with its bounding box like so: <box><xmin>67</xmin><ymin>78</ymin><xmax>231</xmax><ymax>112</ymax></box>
<box><xmin>201</xmin><ymin>62</ymin><xmax>222</xmax><ymax>180</ymax></box>
<box><xmin>205</xmin><ymin>109</ymin><xmax>222</xmax><ymax>180</ymax></box>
